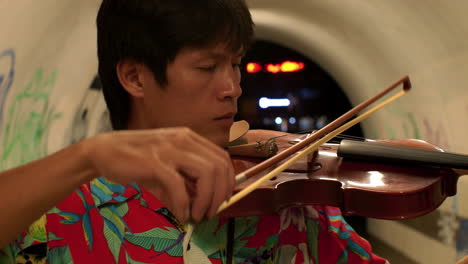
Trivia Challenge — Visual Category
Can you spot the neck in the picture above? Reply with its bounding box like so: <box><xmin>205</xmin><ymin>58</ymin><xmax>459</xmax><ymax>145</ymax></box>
<box><xmin>126</xmin><ymin>100</ymin><xmax>149</xmax><ymax>130</ymax></box>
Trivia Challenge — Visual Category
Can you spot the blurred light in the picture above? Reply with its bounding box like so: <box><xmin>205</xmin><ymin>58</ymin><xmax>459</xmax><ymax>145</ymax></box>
<box><xmin>289</xmin><ymin>117</ymin><xmax>297</xmax><ymax>124</ymax></box>
<box><xmin>281</xmin><ymin>61</ymin><xmax>305</xmax><ymax>72</ymax></box>
<box><xmin>246</xmin><ymin>62</ymin><xmax>262</xmax><ymax>73</ymax></box>
<box><xmin>275</xmin><ymin>117</ymin><xmax>283</xmax><ymax>125</ymax></box>
<box><xmin>259</xmin><ymin>97</ymin><xmax>291</xmax><ymax>109</ymax></box>
<box><xmin>266</xmin><ymin>64</ymin><xmax>281</xmax><ymax>74</ymax></box>
<box><xmin>316</xmin><ymin>115</ymin><xmax>328</xmax><ymax>129</ymax></box>
<box><xmin>300</xmin><ymin>88</ymin><xmax>320</xmax><ymax>99</ymax></box>
<box><xmin>299</xmin><ymin>116</ymin><xmax>314</xmax><ymax>131</ymax></box>
<box><xmin>263</xmin><ymin>117</ymin><xmax>274</xmax><ymax>125</ymax></box>
<box><xmin>264</xmin><ymin>61</ymin><xmax>305</xmax><ymax>74</ymax></box>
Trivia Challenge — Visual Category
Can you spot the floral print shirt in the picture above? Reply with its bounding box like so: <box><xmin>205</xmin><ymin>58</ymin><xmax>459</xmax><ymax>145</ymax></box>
<box><xmin>1</xmin><ymin>177</ymin><xmax>388</xmax><ymax>263</ymax></box>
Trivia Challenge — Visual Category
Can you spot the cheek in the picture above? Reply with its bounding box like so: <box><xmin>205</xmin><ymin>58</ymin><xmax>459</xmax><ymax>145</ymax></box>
<box><xmin>176</xmin><ymin>76</ymin><xmax>215</xmax><ymax>104</ymax></box>
<box><xmin>176</xmin><ymin>70</ymin><xmax>209</xmax><ymax>90</ymax></box>
<box><xmin>166</xmin><ymin>68</ymin><xmax>215</xmax><ymax>109</ymax></box>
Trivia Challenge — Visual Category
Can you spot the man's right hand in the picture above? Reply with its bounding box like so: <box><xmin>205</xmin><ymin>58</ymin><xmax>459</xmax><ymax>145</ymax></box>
<box><xmin>82</xmin><ymin>127</ymin><xmax>235</xmax><ymax>224</ymax></box>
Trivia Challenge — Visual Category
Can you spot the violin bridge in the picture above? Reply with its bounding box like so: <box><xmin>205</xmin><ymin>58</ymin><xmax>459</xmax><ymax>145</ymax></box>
<box><xmin>227</xmin><ymin>139</ymin><xmax>278</xmax><ymax>158</ymax></box>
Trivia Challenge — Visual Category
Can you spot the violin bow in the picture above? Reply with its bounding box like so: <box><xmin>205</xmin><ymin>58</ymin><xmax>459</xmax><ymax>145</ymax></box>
<box><xmin>217</xmin><ymin>75</ymin><xmax>412</xmax><ymax>214</ymax></box>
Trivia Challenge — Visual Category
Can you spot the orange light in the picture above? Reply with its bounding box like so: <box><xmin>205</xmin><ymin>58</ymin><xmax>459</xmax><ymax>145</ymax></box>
<box><xmin>246</xmin><ymin>62</ymin><xmax>262</xmax><ymax>73</ymax></box>
<box><xmin>281</xmin><ymin>61</ymin><xmax>305</xmax><ymax>72</ymax></box>
<box><xmin>266</xmin><ymin>64</ymin><xmax>281</xmax><ymax>74</ymax></box>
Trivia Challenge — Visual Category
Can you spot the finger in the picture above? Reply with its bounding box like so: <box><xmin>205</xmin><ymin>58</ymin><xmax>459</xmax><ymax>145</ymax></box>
<box><xmin>171</xmin><ymin>129</ymin><xmax>230</xmax><ymax>173</ymax></box>
<box><xmin>206</xmin><ymin>163</ymin><xmax>224</xmax><ymax>218</ymax></box>
<box><xmin>227</xmin><ymin>155</ymin><xmax>236</xmax><ymax>198</ymax></box>
<box><xmin>175</xmin><ymin>151</ymin><xmax>217</xmax><ymax>222</ymax></box>
<box><xmin>166</xmin><ymin>128</ymin><xmax>233</xmax><ymax>220</ymax></box>
<box><xmin>174</xmin><ymin>129</ymin><xmax>234</xmax><ymax>190</ymax></box>
<box><xmin>190</xmin><ymin>133</ymin><xmax>236</xmax><ymax>201</ymax></box>
<box><xmin>179</xmin><ymin>133</ymin><xmax>235</xmax><ymax>218</ymax></box>
<box><xmin>207</xmin><ymin>155</ymin><xmax>235</xmax><ymax>218</ymax></box>
<box><xmin>146</xmin><ymin>158</ymin><xmax>191</xmax><ymax>224</ymax></box>
<box><xmin>456</xmin><ymin>256</ymin><xmax>468</xmax><ymax>264</ymax></box>
<box><xmin>147</xmin><ymin>182</ymin><xmax>188</xmax><ymax>224</ymax></box>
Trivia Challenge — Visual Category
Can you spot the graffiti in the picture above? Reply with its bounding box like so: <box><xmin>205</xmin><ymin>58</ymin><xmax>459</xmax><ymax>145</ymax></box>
<box><xmin>1</xmin><ymin>68</ymin><xmax>61</xmax><ymax>170</ymax></box>
<box><xmin>67</xmin><ymin>75</ymin><xmax>111</xmax><ymax>145</ymax></box>
<box><xmin>0</xmin><ymin>49</ymin><xmax>15</xmax><ymax>129</ymax></box>
<box><xmin>366</xmin><ymin>81</ymin><xmax>427</xmax><ymax>140</ymax></box>
<box><xmin>402</xmin><ymin>112</ymin><xmax>420</xmax><ymax>139</ymax></box>
<box><xmin>370</xmin><ymin>105</ymin><xmax>450</xmax><ymax>149</ymax></box>
<box><xmin>437</xmin><ymin>210</ymin><xmax>459</xmax><ymax>246</ymax></box>
<box><xmin>367</xmin><ymin>112</ymin><xmax>420</xmax><ymax>140</ymax></box>
<box><xmin>423</xmin><ymin>119</ymin><xmax>450</xmax><ymax>150</ymax></box>
<box><xmin>372</xmin><ymin>111</ymin><xmax>450</xmax><ymax>149</ymax></box>
<box><xmin>457</xmin><ymin>219</ymin><xmax>468</xmax><ymax>260</ymax></box>
<box><xmin>69</xmin><ymin>89</ymin><xmax>94</xmax><ymax>144</ymax></box>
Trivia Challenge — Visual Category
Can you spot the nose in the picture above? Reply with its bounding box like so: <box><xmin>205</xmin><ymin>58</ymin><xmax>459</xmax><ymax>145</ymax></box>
<box><xmin>217</xmin><ymin>66</ymin><xmax>242</xmax><ymax>100</ymax></box>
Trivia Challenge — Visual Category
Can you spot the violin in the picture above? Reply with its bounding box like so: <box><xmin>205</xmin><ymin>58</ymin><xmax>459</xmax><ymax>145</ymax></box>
<box><xmin>223</xmin><ymin>134</ymin><xmax>467</xmax><ymax>220</ymax></box>
<box><xmin>219</xmin><ymin>75</ymin><xmax>468</xmax><ymax>220</ymax></box>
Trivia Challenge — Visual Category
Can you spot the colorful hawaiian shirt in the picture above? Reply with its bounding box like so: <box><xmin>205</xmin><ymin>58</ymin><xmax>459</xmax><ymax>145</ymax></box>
<box><xmin>1</xmin><ymin>177</ymin><xmax>388</xmax><ymax>263</ymax></box>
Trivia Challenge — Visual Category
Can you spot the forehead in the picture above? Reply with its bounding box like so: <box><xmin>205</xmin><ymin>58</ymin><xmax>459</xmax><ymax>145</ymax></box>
<box><xmin>177</xmin><ymin>42</ymin><xmax>245</xmax><ymax>60</ymax></box>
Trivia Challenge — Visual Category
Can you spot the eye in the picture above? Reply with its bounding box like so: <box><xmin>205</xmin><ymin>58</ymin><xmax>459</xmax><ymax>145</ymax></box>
<box><xmin>198</xmin><ymin>65</ymin><xmax>216</xmax><ymax>72</ymax></box>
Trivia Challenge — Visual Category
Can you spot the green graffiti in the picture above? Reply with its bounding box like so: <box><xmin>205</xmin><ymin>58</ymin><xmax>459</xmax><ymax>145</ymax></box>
<box><xmin>367</xmin><ymin>112</ymin><xmax>420</xmax><ymax>140</ymax></box>
<box><xmin>366</xmin><ymin>82</ymin><xmax>421</xmax><ymax>139</ymax></box>
<box><xmin>405</xmin><ymin>112</ymin><xmax>420</xmax><ymax>139</ymax></box>
<box><xmin>384</xmin><ymin>125</ymin><xmax>396</xmax><ymax>139</ymax></box>
<box><xmin>370</xmin><ymin>111</ymin><xmax>420</xmax><ymax>139</ymax></box>
<box><xmin>1</xmin><ymin>68</ymin><xmax>62</xmax><ymax>170</ymax></box>
<box><xmin>383</xmin><ymin>112</ymin><xmax>420</xmax><ymax>139</ymax></box>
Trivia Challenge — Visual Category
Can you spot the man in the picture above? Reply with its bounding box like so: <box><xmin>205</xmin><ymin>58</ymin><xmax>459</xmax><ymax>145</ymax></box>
<box><xmin>1</xmin><ymin>0</ymin><xmax>388</xmax><ymax>263</ymax></box>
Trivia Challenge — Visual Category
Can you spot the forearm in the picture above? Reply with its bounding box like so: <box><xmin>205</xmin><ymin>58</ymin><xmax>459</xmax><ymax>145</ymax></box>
<box><xmin>0</xmin><ymin>139</ymin><xmax>98</xmax><ymax>247</ymax></box>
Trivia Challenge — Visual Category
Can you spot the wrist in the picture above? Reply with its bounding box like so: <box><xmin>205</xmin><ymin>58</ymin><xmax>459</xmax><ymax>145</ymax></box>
<box><xmin>76</xmin><ymin>137</ymin><xmax>101</xmax><ymax>182</ymax></box>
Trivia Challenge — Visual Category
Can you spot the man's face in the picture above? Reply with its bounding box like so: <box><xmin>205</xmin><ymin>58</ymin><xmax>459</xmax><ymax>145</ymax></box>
<box><xmin>139</xmin><ymin>43</ymin><xmax>243</xmax><ymax>146</ymax></box>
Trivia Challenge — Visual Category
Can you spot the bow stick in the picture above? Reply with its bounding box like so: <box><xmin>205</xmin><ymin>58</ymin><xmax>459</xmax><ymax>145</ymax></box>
<box><xmin>217</xmin><ymin>75</ymin><xmax>412</xmax><ymax>214</ymax></box>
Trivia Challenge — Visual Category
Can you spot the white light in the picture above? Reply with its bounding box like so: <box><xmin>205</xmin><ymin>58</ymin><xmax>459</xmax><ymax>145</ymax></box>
<box><xmin>259</xmin><ymin>97</ymin><xmax>291</xmax><ymax>109</ymax></box>
<box><xmin>348</xmin><ymin>171</ymin><xmax>385</xmax><ymax>187</ymax></box>
<box><xmin>275</xmin><ymin>117</ymin><xmax>283</xmax><ymax>125</ymax></box>
<box><xmin>289</xmin><ymin>117</ymin><xmax>296</xmax><ymax>124</ymax></box>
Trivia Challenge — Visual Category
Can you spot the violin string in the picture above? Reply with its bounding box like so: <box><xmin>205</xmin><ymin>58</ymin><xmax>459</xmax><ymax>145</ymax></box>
<box><xmin>266</xmin><ymin>130</ymin><xmax>366</xmax><ymax>147</ymax></box>
<box><xmin>218</xmin><ymin>87</ymin><xmax>409</xmax><ymax>213</ymax></box>
<box><xmin>334</xmin><ymin>134</ymin><xmax>366</xmax><ymax>141</ymax></box>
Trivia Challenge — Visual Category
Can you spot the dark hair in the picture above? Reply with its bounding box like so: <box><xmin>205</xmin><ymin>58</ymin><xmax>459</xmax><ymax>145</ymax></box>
<box><xmin>96</xmin><ymin>0</ymin><xmax>255</xmax><ymax>130</ymax></box>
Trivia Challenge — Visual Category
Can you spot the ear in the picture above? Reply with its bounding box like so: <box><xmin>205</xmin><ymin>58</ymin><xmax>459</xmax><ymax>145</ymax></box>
<box><xmin>116</xmin><ymin>58</ymin><xmax>145</xmax><ymax>98</ymax></box>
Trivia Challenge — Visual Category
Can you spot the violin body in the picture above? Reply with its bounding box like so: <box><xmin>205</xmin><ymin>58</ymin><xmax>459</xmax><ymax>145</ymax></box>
<box><xmin>224</xmin><ymin>138</ymin><xmax>461</xmax><ymax>220</ymax></box>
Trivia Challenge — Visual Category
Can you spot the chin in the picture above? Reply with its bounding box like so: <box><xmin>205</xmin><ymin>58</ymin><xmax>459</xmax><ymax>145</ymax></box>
<box><xmin>211</xmin><ymin>134</ymin><xmax>230</xmax><ymax>147</ymax></box>
<box><xmin>197</xmin><ymin>125</ymin><xmax>230</xmax><ymax>147</ymax></box>
<box><xmin>205</xmin><ymin>130</ymin><xmax>230</xmax><ymax>147</ymax></box>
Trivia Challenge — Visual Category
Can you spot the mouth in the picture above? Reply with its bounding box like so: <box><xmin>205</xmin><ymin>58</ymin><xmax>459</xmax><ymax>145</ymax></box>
<box><xmin>214</xmin><ymin>112</ymin><xmax>236</xmax><ymax>120</ymax></box>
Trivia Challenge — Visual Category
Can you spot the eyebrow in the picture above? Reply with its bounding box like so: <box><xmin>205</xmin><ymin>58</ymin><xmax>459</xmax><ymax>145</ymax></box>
<box><xmin>198</xmin><ymin>50</ymin><xmax>244</xmax><ymax>60</ymax></box>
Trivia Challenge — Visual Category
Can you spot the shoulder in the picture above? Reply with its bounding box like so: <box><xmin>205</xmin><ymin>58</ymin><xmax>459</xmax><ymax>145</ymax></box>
<box><xmin>3</xmin><ymin>214</ymin><xmax>48</xmax><ymax>263</ymax></box>
<box><xmin>4</xmin><ymin>181</ymin><xmax>96</xmax><ymax>261</ymax></box>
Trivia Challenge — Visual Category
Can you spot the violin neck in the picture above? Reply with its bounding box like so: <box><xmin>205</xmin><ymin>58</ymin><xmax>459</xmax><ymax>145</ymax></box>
<box><xmin>337</xmin><ymin>139</ymin><xmax>468</xmax><ymax>171</ymax></box>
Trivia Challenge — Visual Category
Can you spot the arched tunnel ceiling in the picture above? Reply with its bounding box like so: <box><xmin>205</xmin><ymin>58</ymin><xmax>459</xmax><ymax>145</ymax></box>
<box><xmin>247</xmin><ymin>0</ymin><xmax>468</xmax><ymax>151</ymax></box>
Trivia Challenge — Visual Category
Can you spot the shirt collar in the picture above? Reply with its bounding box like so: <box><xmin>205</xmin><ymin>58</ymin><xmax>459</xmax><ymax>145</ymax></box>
<box><xmin>90</xmin><ymin>177</ymin><xmax>141</xmax><ymax>207</ymax></box>
<box><xmin>89</xmin><ymin>177</ymin><xmax>168</xmax><ymax>215</ymax></box>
